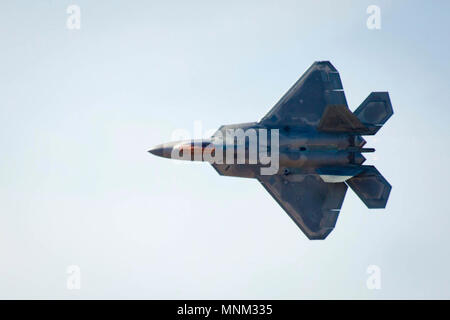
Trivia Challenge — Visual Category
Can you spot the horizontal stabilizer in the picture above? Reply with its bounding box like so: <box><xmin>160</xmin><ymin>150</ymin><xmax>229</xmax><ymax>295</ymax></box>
<box><xmin>317</xmin><ymin>105</ymin><xmax>370</xmax><ymax>133</ymax></box>
<box><xmin>346</xmin><ymin>166</ymin><xmax>391</xmax><ymax>209</ymax></box>
<box><xmin>354</xmin><ymin>92</ymin><xmax>393</xmax><ymax>135</ymax></box>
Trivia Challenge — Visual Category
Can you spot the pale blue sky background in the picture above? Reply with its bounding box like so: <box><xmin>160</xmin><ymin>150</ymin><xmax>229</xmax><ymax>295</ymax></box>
<box><xmin>0</xmin><ymin>0</ymin><xmax>449</xmax><ymax>299</ymax></box>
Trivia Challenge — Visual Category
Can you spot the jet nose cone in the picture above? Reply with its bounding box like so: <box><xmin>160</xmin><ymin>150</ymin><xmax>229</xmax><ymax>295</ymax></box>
<box><xmin>148</xmin><ymin>144</ymin><xmax>165</xmax><ymax>157</ymax></box>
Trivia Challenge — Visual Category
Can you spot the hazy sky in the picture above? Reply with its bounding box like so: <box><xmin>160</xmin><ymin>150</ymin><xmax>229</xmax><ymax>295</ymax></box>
<box><xmin>0</xmin><ymin>0</ymin><xmax>449</xmax><ymax>299</ymax></box>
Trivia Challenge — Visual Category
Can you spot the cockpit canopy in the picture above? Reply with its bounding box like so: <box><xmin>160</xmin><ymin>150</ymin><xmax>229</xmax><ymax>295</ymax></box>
<box><xmin>173</xmin><ymin>139</ymin><xmax>215</xmax><ymax>159</ymax></box>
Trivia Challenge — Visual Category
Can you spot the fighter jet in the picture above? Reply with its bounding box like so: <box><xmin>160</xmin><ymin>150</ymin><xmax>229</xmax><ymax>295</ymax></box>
<box><xmin>149</xmin><ymin>61</ymin><xmax>392</xmax><ymax>239</ymax></box>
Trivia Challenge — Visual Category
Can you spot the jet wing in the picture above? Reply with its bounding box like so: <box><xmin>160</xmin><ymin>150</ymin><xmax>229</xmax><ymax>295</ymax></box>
<box><xmin>259</xmin><ymin>61</ymin><xmax>348</xmax><ymax>129</ymax></box>
<box><xmin>258</xmin><ymin>173</ymin><xmax>347</xmax><ymax>239</ymax></box>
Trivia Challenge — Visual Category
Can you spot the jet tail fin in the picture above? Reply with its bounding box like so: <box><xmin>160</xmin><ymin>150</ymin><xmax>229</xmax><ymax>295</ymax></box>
<box><xmin>317</xmin><ymin>105</ymin><xmax>370</xmax><ymax>134</ymax></box>
<box><xmin>317</xmin><ymin>92</ymin><xmax>393</xmax><ymax>135</ymax></box>
<box><xmin>353</xmin><ymin>92</ymin><xmax>393</xmax><ymax>135</ymax></box>
<box><xmin>346</xmin><ymin>165</ymin><xmax>391</xmax><ymax>209</ymax></box>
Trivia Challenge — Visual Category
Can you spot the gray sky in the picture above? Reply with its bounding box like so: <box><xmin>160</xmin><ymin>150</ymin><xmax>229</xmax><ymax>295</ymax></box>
<box><xmin>0</xmin><ymin>0</ymin><xmax>449</xmax><ymax>299</ymax></box>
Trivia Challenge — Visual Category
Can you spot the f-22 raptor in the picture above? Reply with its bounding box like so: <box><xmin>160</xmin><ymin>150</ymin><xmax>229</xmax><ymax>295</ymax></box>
<box><xmin>149</xmin><ymin>61</ymin><xmax>393</xmax><ymax>239</ymax></box>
